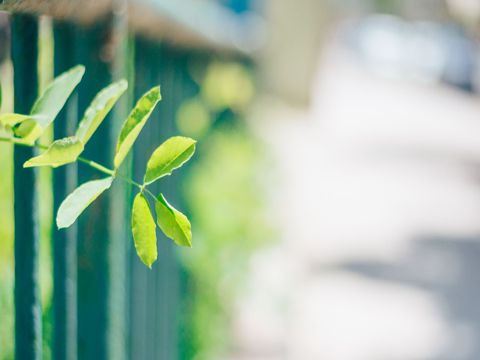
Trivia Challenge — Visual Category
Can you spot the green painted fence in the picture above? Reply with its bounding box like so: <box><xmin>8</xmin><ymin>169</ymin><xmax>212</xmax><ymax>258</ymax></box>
<box><xmin>0</xmin><ymin>1</ymin><xmax>251</xmax><ymax>359</ymax></box>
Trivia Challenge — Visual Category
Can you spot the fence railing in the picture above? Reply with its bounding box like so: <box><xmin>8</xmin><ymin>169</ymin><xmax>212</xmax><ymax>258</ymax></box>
<box><xmin>0</xmin><ymin>1</ymin><xmax>252</xmax><ymax>359</ymax></box>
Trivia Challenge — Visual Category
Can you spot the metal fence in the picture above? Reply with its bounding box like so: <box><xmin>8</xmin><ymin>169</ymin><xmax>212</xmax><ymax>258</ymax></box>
<box><xmin>0</xmin><ymin>1</ymin><xmax>252</xmax><ymax>359</ymax></box>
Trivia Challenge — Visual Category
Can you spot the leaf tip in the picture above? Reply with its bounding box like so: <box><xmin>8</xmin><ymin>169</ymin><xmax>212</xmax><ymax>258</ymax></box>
<box><xmin>150</xmin><ymin>85</ymin><xmax>162</xmax><ymax>101</ymax></box>
<box><xmin>145</xmin><ymin>258</ymin><xmax>156</xmax><ymax>269</ymax></box>
<box><xmin>74</xmin><ymin>64</ymin><xmax>86</xmax><ymax>75</ymax></box>
<box><xmin>119</xmin><ymin>79</ymin><xmax>128</xmax><ymax>89</ymax></box>
<box><xmin>56</xmin><ymin>218</ymin><xmax>68</xmax><ymax>230</ymax></box>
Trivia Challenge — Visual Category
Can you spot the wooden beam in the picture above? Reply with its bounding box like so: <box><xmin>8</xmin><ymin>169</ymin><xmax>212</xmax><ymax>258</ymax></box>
<box><xmin>1</xmin><ymin>0</ymin><xmax>113</xmax><ymax>24</ymax></box>
<box><xmin>0</xmin><ymin>0</ymin><xmax>259</xmax><ymax>55</ymax></box>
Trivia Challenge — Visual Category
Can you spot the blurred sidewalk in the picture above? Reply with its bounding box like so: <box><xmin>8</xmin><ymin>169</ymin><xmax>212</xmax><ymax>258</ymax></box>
<box><xmin>230</xmin><ymin>43</ymin><xmax>480</xmax><ymax>360</ymax></box>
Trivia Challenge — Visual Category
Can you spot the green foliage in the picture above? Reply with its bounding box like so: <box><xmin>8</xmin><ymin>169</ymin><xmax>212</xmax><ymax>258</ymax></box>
<box><xmin>0</xmin><ymin>65</ymin><xmax>195</xmax><ymax>268</ymax></box>
<box><xmin>76</xmin><ymin>79</ymin><xmax>128</xmax><ymax>144</ymax></box>
<box><xmin>30</xmin><ymin>65</ymin><xmax>84</xmax><ymax>127</ymax></box>
<box><xmin>144</xmin><ymin>136</ymin><xmax>196</xmax><ymax>185</ymax></box>
<box><xmin>14</xmin><ymin>65</ymin><xmax>85</xmax><ymax>144</ymax></box>
<box><xmin>155</xmin><ymin>193</ymin><xmax>192</xmax><ymax>247</ymax></box>
<box><xmin>56</xmin><ymin>176</ymin><xmax>113</xmax><ymax>229</ymax></box>
<box><xmin>0</xmin><ymin>113</ymin><xmax>31</xmax><ymax>127</ymax></box>
<box><xmin>181</xmin><ymin>124</ymin><xmax>272</xmax><ymax>360</ymax></box>
<box><xmin>114</xmin><ymin>86</ymin><xmax>161</xmax><ymax>169</ymax></box>
<box><xmin>24</xmin><ymin>136</ymin><xmax>84</xmax><ymax>168</ymax></box>
<box><xmin>132</xmin><ymin>193</ymin><xmax>158</xmax><ymax>268</ymax></box>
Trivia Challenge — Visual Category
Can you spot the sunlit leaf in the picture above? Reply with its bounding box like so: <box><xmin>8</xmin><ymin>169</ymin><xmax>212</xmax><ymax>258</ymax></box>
<box><xmin>155</xmin><ymin>193</ymin><xmax>192</xmax><ymax>247</ymax></box>
<box><xmin>114</xmin><ymin>86</ymin><xmax>161</xmax><ymax>169</ymax></box>
<box><xmin>12</xmin><ymin>119</ymin><xmax>44</xmax><ymax>144</ymax></box>
<box><xmin>76</xmin><ymin>79</ymin><xmax>128</xmax><ymax>144</ymax></box>
<box><xmin>15</xmin><ymin>65</ymin><xmax>85</xmax><ymax>143</ymax></box>
<box><xmin>0</xmin><ymin>113</ymin><xmax>31</xmax><ymax>128</ymax></box>
<box><xmin>144</xmin><ymin>136</ymin><xmax>196</xmax><ymax>185</ymax></box>
<box><xmin>56</xmin><ymin>176</ymin><xmax>113</xmax><ymax>229</ymax></box>
<box><xmin>24</xmin><ymin>136</ymin><xmax>84</xmax><ymax>168</ymax></box>
<box><xmin>132</xmin><ymin>193</ymin><xmax>157</xmax><ymax>268</ymax></box>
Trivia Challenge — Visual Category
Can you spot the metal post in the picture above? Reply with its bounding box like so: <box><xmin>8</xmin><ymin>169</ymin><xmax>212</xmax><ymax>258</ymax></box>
<box><xmin>74</xmin><ymin>18</ymin><xmax>113</xmax><ymax>360</ymax></box>
<box><xmin>53</xmin><ymin>21</ymin><xmax>78</xmax><ymax>360</ymax></box>
<box><xmin>129</xmin><ymin>38</ymin><xmax>184</xmax><ymax>360</ymax></box>
<box><xmin>75</xmin><ymin>12</ymin><xmax>130</xmax><ymax>359</ymax></box>
<box><xmin>11</xmin><ymin>14</ymin><xmax>42</xmax><ymax>360</ymax></box>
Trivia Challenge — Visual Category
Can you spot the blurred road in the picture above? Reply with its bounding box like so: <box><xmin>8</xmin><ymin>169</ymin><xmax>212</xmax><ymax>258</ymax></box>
<box><xmin>231</xmin><ymin>43</ymin><xmax>480</xmax><ymax>360</ymax></box>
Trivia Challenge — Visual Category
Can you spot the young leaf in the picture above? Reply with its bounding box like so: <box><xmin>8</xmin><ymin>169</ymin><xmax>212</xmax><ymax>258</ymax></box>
<box><xmin>76</xmin><ymin>79</ymin><xmax>128</xmax><ymax>144</ymax></box>
<box><xmin>24</xmin><ymin>136</ymin><xmax>84</xmax><ymax>168</ymax></box>
<box><xmin>132</xmin><ymin>193</ymin><xmax>158</xmax><ymax>268</ymax></box>
<box><xmin>56</xmin><ymin>176</ymin><xmax>113</xmax><ymax>229</ymax></box>
<box><xmin>0</xmin><ymin>113</ymin><xmax>31</xmax><ymax>128</ymax></box>
<box><xmin>12</xmin><ymin>119</ymin><xmax>44</xmax><ymax>145</ymax></box>
<box><xmin>15</xmin><ymin>65</ymin><xmax>85</xmax><ymax>143</ymax></box>
<box><xmin>30</xmin><ymin>65</ymin><xmax>85</xmax><ymax>127</ymax></box>
<box><xmin>155</xmin><ymin>194</ymin><xmax>192</xmax><ymax>247</ymax></box>
<box><xmin>114</xmin><ymin>86</ymin><xmax>161</xmax><ymax>169</ymax></box>
<box><xmin>144</xmin><ymin>136</ymin><xmax>196</xmax><ymax>185</ymax></box>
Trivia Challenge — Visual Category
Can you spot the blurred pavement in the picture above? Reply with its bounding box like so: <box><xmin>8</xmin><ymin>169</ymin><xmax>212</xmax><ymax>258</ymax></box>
<box><xmin>230</xmin><ymin>43</ymin><xmax>480</xmax><ymax>360</ymax></box>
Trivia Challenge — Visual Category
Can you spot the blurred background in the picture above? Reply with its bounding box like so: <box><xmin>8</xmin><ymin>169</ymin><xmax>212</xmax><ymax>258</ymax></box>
<box><xmin>2</xmin><ymin>0</ymin><xmax>480</xmax><ymax>359</ymax></box>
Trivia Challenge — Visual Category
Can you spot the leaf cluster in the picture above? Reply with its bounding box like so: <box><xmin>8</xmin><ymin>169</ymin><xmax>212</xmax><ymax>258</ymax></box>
<box><xmin>0</xmin><ymin>65</ymin><xmax>196</xmax><ymax>268</ymax></box>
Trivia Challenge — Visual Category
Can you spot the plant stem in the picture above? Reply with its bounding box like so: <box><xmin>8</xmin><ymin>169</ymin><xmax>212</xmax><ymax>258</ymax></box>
<box><xmin>0</xmin><ymin>135</ymin><xmax>153</xmax><ymax>196</ymax></box>
<box><xmin>114</xmin><ymin>173</ymin><xmax>142</xmax><ymax>189</ymax></box>
<box><xmin>114</xmin><ymin>172</ymin><xmax>156</xmax><ymax>201</ymax></box>
<box><xmin>143</xmin><ymin>188</ymin><xmax>157</xmax><ymax>202</ymax></box>
<box><xmin>0</xmin><ymin>136</ymin><xmax>48</xmax><ymax>150</ymax></box>
<box><xmin>77</xmin><ymin>157</ymin><xmax>114</xmax><ymax>176</ymax></box>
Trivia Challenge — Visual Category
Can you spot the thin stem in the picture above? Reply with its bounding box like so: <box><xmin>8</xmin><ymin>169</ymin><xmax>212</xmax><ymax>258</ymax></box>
<box><xmin>0</xmin><ymin>136</ymin><xmax>48</xmax><ymax>150</ymax></box>
<box><xmin>0</xmin><ymin>135</ymin><xmax>159</xmax><ymax>201</ymax></box>
<box><xmin>115</xmin><ymin>173</ymin><xmax>142</xmax><ymax>189</ymax></box>
<box><xmin>114</xmin><ymin>171</ymin><xmax>156</xmax><ymax>201</ymax></box>
<box><xmin>77</xmin><ymin>157</ymin><xmax>114</xmax><ymax>176</ymax></box>
<box><xmin>115</xmin><ymin>172</ymin><xmax>157</xmax><ymax>202</ymax></box>
<box><xmin>143</xmin><ymin>188</ymin><xmax>157</xmax><ymax>202</ymax></box>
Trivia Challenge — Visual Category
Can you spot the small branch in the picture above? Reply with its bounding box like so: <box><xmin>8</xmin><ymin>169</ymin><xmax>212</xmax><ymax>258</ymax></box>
<box><xmin>0</xmin><ymin>135</ymin><xmax>115</xmax><ymax>177</ymax></box>
<box><xmin>0</xmin><ymin>135</ymin><xmax>145</xmax><ymax>192</ymax></box>
<box><xmin>143</xmin><ymin>188</ymin><xmax>157</xmax><ymax>202</ymax></box>
<box><xmin>77</xmin><ymin>157</ymin><xmax>114</xmax><ymax>176</ymax></box>
<box><xmin>115</xmin><ymin>173</ymin><xmax>157</xmax><ymax>201</ymax></box>
<box><xmin>0</xmin><ymin>136</ymin><xmax>48</xmax><ymax>150</ymax></box>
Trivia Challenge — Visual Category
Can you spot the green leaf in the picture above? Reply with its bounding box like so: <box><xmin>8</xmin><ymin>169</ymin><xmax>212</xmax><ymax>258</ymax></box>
<box><xmin>56</xmin><ymin>176</ymin><xmax>113</xmax><ymax>229</ymax></box>
<box><xmin>114</xmin><ymin>86</ymin><xmax>161</xmax><ymax>169</ymax></box>
<box><xmin>132</xmin><ymin>193</ymin><xmax>158</xmax><ymax>268</ymax></box>
<box><xmin>30</xmin><ymin>65</ymin><xmax>85</xmax><ymax>127</ymax></box>
<box><xmin>76</xmin><ymin>79</ymin><xmax>128</xmax><ymax>144</ymax></box>
<box><xmin>12</xmin><ymin>119</ymin><xmax>44</xmax><ymax>145</ymax></box>
<box><xmin>0</xmin><ymin>113</ymin><xmax>32</xmax><ymax>128</ymax></box>
<box><xmin>15</xmin><ymin>65</ymin><xmax>85</xmax><ymax>143</ymax></box>
<box><xmin>144</xmin><ymin>136</ymin><xmax>196</xmax><ymax>185</ymax></box>
<box><xmin>155</xmin><ymin>194</ymin><xmax>192</xmax><ymax>247</ymax></box>
<box><xmin>24</xmin><ymin>136</ymin><xmax>84</xmax><ymax>168</ymax></box>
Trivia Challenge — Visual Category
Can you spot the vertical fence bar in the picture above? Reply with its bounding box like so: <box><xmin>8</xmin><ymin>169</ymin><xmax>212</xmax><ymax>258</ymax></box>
<box><xmin>152</xmin><ymin>44</ymin><xmax>181</xmax><ymax>360</ymax></box>
<box><xmin>74</xmin><ymin>17</ymin><xmax>114</xmax><ymax>360</ymax></box>
<box><xmin>128</xmin><ymin>37</ymin><xmax>152</xmax><ymax>360</ymax></box>
<box><xmin>75</xmin><ymin>12</ymin><xmax>130</xmax><ymax>358</ymax></box>
<box><xmin>108</xmin><ymin>2</ymin><xmax>131</xmax><ymax>358</ymax></box>
<box><xmin>52</xmin><ymin>21</ymin><xmax>78</xmax><ymax>360</ymax></box>
<box><xmin>11</xmin><ymin>14</ymin><xmax>42</xmax><ymax>360</ymax></box>
<box><xmin>129</xmin><ymin>38</ymin><xmax>186</xmax><ymax>360</ymax></box>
